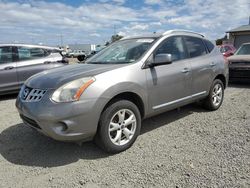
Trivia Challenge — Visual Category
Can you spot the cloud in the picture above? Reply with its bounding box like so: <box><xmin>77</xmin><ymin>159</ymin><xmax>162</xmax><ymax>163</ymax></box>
<box><xmin>99</xmin><ymin>0</ymin><xmax>126</xmax><ymax>4</ymax></box>
<box><xmin>90</xmin><ymin>33</ymin><xmax>101</xmax><ymax>37</ymax></box>
<box><xmin>130</xmin><ymin>24</ymin><xmax>149</xmax><ymax>30</ymax></box>
<box><xmin>150</xmin><ymin>22</ymin><xmax>162</xmax><ymax>26</ymax></box>
<box><xmin>0</xmin><ymin>0</ymin><xmax>249</xmax><ymax>45</ymax></box>
<box><xmin>144</xmin><ymin>0</ymin><xmax>164</xmax><ymax>5</ymax></box>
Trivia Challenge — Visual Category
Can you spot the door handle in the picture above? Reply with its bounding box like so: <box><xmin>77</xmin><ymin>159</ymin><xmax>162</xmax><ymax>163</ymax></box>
<box><xmin>210</xmin><ymin>62</ymin><xmax>216</xmax><ymax>67</ymax></box>
<box><xmin>4</xmin><ymin>66</ymin><xmax>14</xmax><ymax>70</ymax></box>
<box><xmin>181</xmin><ymin>68</ymin><xmax>190</xmax><ymax>73</ymax></box>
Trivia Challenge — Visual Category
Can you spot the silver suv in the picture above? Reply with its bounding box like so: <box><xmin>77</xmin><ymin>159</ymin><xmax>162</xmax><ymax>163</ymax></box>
<box><xmin>0</xmin><ymin>44</ymin><xmax>68</xmax><ymax>95</ymax></box>
<box><xmin>16</xmin><ymin>30</ymin><xmax>228</xmax><ymax>153</ymax></box>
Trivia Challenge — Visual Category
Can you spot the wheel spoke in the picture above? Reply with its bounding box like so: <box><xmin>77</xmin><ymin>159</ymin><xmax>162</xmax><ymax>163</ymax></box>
<box><xmin>109</xmin><ymin>122</ymin><xmax>120</xmax><ymax>132</ymax></box>
<box><xmin>213</xmin><ymin>86</ymin><xmax>217</xmax><ymax>93</ymax></box>
<box><xmin>118</xmin><ymin>110</ymin><xmax>125</xmax><ymax>123</ymax></box>
<box><xmin>216</xmin><ymin>96</ymin><xmax>221</xmax><ymax>103</ymax></box>
<box><xmin>217</xmin><ymin>95</ymin><xmax>222</xmax><ymax>100</ymax></box>
<box><xmin>123</xmin><ymin>128</ymin><xmax>133</xmax><ymax>139</ymax></box>
<box><xmin>215</xmin><ymin>84</ymin><xmax>219</xmax><ymax>92</ymax></box>
<box><xmin>213</xmin><ymin>96</ymin><xmax>217</xmax><ymax>104</ymax></box>
<box><xmin>124</xmin><ymin>114</ymin><xmax>136</xmax><ymax>126</ymax></box>
<box><xmin>216</xmin><ymin>87</ymin><xmax>222</xmax><ymax>95</ymax></box>
<box><xmin>113</xmin><ymin>130</ymin><xmax>122</xmax><ymax>143</ymax></box>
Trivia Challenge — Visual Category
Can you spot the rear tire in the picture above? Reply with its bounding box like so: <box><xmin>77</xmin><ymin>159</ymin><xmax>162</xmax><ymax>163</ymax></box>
<box><xmin>203</xmin><ymin>79</ymin><xmax>224</xmax><ymax>111</ymax></box>
<box><xmin>95</xmin><ymin>100</ymin><xmax>141</xmax><ymax>153</ymax></box>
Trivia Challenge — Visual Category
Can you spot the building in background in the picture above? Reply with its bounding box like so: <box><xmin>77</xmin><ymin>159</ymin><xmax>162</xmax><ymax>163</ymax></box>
<box><xmin>227</xmin><ymin>18</ymin><xmax>250</xmax><ymax>49</ymax></box>
<box><xmin>68</xmin><ymin>44</ymin><xmax>96</xmax><ymax>53</ymax></box>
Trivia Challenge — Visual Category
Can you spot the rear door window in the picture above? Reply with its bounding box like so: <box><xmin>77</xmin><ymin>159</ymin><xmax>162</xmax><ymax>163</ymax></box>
<box><xmin>184</xmin><ymin>36</ymin><xmax>207</xmax><ymax>58</ymax></box>
<box><xmin>17</xmin><ymin>47</ymin><xmax>50</xmax><ymax>61</ymax></box>
<box><xmin>0</xmin><ymin>46</ymin><xmax>13</xmax><ymax>64</ymax></box>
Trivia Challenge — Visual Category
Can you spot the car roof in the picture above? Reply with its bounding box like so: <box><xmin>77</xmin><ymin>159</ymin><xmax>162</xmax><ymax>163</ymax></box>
<box><xmin>0</xmin><ymin>43</ymin><xmax>60</xmax><ymax>50</ymax></box>
<box><xmin>241</xmin><ymin>43</ymin><xmax>250</xmax><ymax>45</ymax></box>
<box><xmin>122</xmin><ymin>30</ymin><xmax>205</xmax><ymax>40</ymax></box>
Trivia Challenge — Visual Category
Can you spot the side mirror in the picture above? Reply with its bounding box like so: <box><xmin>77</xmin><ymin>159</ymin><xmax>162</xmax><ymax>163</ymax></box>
<box><xmin>152</xmin><ymin>53</ymin><xmax>172</xmax><ymax>67</ymax></box>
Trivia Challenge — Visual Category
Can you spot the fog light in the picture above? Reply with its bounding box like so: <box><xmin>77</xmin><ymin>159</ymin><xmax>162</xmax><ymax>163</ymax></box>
<box><xmin>60</xmin><ymin>122</ymin><xmax>68</xmax><ymax>132</ymax></box>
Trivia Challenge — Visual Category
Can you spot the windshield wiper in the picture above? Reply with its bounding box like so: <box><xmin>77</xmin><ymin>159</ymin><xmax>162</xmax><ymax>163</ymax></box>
<box><xmin>87</xmin><ymin>61</ymin><xmax>131</xmax><ymax>64</ymax></box>
<box><xmin>87</xmin><ymin>62</ymin><xmax>105</xmax><ymax>64</ymax></box>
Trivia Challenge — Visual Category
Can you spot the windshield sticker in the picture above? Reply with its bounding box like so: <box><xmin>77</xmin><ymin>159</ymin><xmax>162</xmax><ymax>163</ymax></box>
<box><xmin>136</xmin><ymin>39</ymin><xmax>154</xmax><ymax>43</ymax></box>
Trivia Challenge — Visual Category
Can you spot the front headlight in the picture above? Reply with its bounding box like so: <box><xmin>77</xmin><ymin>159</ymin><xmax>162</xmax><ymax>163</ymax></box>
<box><xmin>51</xmin><ymin>77</ymin><xmax>95</xmax><ymax>103</ymax></box>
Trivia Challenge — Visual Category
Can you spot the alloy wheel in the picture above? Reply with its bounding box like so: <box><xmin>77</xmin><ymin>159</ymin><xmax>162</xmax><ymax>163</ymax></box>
<box><xmin>108</xmin><ymin>109</ymin><xmax>137</xmax><ymax>146</ymax></box>
<box><xmin>212</xmin><ymin>83</ymin><xmax>223</xmax><ymax>107</ymax></box>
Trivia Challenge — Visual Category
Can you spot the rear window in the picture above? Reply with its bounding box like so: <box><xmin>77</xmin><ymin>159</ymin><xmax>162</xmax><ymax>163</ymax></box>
<box><xmin>184</xmin><ymin>36</ymin><xmax>207</xmax><ymax>58</ymax></box>
<box><xmin>204</xmin><ymin>40</ymin><xmax>215</xmax><ymax>53</ymax></box>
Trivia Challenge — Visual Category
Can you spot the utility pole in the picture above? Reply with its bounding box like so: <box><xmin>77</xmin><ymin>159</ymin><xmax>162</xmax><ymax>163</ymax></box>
<box><xmin>60</xmin><ymin>33</ymin><xmax>63</xmax><ymax>47</ymax></box>
<box><xmin>114</xmin><ymin>25</ymin><xmax>116</xmax><ymax>35</ymax></box>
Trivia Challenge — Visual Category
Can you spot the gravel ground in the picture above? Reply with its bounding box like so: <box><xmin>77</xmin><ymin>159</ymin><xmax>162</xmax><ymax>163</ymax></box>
<box><xmin>0</xmin><ymin>84</ymin><xmax>250</xmax><ymax>188</ymax></box>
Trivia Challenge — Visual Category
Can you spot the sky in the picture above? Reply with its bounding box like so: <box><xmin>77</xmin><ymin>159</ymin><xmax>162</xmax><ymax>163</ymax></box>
<box><xmin>0</xmin><ymin>0</ymin><xmax>249</xmax><ymax>46</ymax></box>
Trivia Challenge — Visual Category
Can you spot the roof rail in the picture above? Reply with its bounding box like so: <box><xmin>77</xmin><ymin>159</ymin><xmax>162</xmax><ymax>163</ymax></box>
<box><xmin>163</xmin><ymin>30</ymin><xmax>205</xmax><ymax>37</ymax></box>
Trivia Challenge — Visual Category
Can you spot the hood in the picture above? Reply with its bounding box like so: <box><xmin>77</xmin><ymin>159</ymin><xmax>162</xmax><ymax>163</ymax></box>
<box><xmin>227</xmin><ymin>55</ymin><xmax>250</xmax><ymax>62</ymax></box>
<box><xmin>26</xmin><ymin>63</ymin><xmax>126</xmax><ymax>89</ymax></box>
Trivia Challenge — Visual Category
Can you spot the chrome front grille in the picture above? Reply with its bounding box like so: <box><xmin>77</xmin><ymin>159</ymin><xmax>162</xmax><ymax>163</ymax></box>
<box><xmin>21</xmin><ymin>86</ymin><xmax>47</xmax><ymax>102</ymax></box>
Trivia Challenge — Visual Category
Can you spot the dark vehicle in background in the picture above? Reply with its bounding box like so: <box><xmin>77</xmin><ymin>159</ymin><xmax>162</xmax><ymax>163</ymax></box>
<box><xmin>219</xmin><ymin>44</ymin><xmax>236</xmax><ymax>58</ymax></box>
<box><xmin>79</xmin><ymin>48</ymin><xmax>106</xmax><ymax>62</ymax></box>
<box><xmin>84</xmin><ymin>50</ymin><xmax>97</xmax><ymax>60</ymax></box>
<box><xmin>0</xmin><ymin>44</ymin><xmax>68</xmax><ymax>95</ymax></box>
<box><xmin>227</xmin><ymin>43</ymin><xmax>250</xmax><ymax>82</ymax></box>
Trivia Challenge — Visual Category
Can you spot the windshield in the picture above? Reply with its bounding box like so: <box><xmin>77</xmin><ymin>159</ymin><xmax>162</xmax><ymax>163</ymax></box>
<box><xmin>86</xmin><ymin>38</ymin><xmax>156</xmax><ymax>64</ymax></box>
<box><xmin>235</xmin><ymin>44</ymin><xmax>250</xmax><ymax>55</ymax></box>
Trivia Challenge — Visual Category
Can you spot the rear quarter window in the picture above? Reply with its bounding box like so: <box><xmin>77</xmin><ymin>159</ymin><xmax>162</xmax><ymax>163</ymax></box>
<box><xmin>204</xmin><ymin>40</ymin><xmax>215</xmax><ymax>53</ymax></box>
<box><xmin>184</xmin><ymin>36</ymin><xmax>207</xmax><ymax>58</ymax></box>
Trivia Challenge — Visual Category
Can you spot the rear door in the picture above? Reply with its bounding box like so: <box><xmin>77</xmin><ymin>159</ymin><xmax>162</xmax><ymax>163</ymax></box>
<box><xmin>16</xmin><ymin>46</ymin><xmax>57</xmax><ymax>86</ymax></box>
<box><xmin>183</xmin><ymin>36</ymin><xmax>215</xmax><ymax>97</ymax></box>
<box><xmin>0</xmin><ymin>46</ymin><xmax>19</xmax><ymax>93</ymax></box>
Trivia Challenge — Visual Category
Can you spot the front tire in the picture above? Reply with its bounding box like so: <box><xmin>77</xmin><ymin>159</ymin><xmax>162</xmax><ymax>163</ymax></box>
<box><xmin>203</xmin><ymin>79</ymin><xmax>224</xmax><ymax>111</ymax></box>
<box><xmin>95</xmin><ymin>100</ymin><xmax>141</xmax><ymax>153</ymax></box>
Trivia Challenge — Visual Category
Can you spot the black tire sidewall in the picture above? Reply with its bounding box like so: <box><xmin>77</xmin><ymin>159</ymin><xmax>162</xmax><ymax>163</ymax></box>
<box><xmin>96</xmin><ymin>100</ymin><xmax>141</xmax><ymax>153</ymax></box>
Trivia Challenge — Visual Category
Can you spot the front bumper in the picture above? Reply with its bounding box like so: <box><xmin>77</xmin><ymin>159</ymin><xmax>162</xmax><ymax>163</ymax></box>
<box><xmin>16</xmin><ymin>89</ymin><xmax>103</xmax><ymax>142</ymax></box>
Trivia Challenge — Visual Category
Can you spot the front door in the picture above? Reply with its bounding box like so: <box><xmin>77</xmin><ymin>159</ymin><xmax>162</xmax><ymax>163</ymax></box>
<box><xmin>145</xmin><ymin>36</ymin><xmax>192</xmax><ymax>112</ymax></box>
<box><xmin>0</xmin><ymin>46</ymin><xmax>19</xmax><ymax>93</ymax></box>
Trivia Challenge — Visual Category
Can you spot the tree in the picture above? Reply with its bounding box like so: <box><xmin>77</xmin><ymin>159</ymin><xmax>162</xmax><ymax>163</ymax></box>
<box><xmin>216</xmin><ymin>39</ymin><xmax>223</xmax><ymax>46</ymax></box>
<box><xmin>216</xmin><ymin>34</ymin><xmax>228</xmax><ymax>46</ymax></box>
<box><xmin>105</xmin><ymin>41</ymin><xmax>110</xmax><ymax>46</ymax></box>
<box><xmin>111</xmin><ymin>34</ymin><xmax>123</xmax><ymax>43</ymax></box>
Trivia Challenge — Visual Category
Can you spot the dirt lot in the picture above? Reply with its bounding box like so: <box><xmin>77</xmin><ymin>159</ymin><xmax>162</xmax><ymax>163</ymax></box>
<box><xmin>0</xmin><ymin>84</ymin><xmax>249</xmax><ymax>188</ymax></box>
